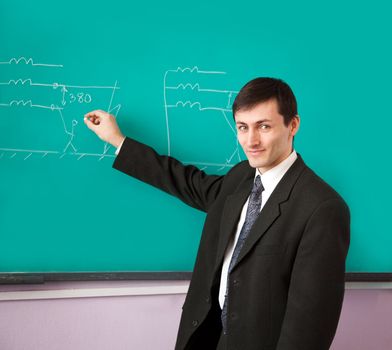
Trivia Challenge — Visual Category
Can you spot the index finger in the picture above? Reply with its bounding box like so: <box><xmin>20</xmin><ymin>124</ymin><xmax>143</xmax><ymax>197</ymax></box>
<box><xmin>84</xmin><ymin>110</ymin><xmax>108</xmax><ymax>119</ymax></box>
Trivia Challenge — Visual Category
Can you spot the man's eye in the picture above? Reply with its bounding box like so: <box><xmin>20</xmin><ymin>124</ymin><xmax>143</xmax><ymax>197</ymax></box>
<box><xmin>260</xmin><ymin>124</ymin><xmax>270</xmax><ymax>130</ymax></box>
<box><xmin>238</xmin><ymin>125</ymin><xmax>247</xmax><ymax>131</ymax></box>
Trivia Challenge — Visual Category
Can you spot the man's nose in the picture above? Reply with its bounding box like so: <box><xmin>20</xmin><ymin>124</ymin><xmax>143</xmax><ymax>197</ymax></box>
<box><xmin>248</xmin><ymin>129</ymin><xmax>260</xmax><ymax>146</ymax></box>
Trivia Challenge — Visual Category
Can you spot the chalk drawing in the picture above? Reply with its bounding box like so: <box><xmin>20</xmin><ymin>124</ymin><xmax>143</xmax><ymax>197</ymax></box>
<box><xmin>0</xmin><ymin>57</ymin><xmax>121</xmax><ymax>160</ymax></box>
<box><xmin>163</xmin><ymin>66</ymin><xmax>241</xmax><ymax>172</ymax></box>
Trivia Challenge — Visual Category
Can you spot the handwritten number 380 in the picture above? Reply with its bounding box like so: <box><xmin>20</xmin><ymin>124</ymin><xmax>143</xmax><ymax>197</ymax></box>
<box><xmin>69</xmin><ymin>92</ymin><xmax>92</xmax><ymax>104</ymax></box>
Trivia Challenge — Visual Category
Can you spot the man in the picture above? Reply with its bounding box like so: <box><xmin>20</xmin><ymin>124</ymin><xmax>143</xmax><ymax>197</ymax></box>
<box><xmin>84</xmin><ymin>77</ymin><xmax>350</xmax><ymax>350</ymax></box>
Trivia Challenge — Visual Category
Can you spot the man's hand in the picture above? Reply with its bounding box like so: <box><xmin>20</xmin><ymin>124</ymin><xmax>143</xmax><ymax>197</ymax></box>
<box><xmin>84</xmin><ymin>110</ymin><xmax>125</xmax><ymax>148</ymax></box>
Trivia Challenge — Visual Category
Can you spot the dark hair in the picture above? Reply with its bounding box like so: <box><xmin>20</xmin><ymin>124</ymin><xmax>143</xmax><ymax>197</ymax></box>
<box><xmin>232</xmin><ymin>77</ymin><xmax>297</xmax><ymax>126</ymax></box>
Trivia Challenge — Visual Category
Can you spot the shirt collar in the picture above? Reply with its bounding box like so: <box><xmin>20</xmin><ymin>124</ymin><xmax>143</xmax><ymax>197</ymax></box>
<box><xmin>254</xmin><ymin>150</ymin><xmax>298</xmax><ymax>192</ymax></box>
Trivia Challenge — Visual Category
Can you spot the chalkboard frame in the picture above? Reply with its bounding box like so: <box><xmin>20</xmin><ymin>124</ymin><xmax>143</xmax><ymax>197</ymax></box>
<box><xmin>0</xmin><ymin>272</ymin><xmax>391</xmax><ymax>284</ymax></box>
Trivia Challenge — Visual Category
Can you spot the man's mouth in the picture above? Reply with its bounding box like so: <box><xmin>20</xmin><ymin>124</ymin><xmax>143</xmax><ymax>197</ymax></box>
<box><xmin>247</xmin><ymin>149</ymin><xmax>265</xmax><ymax>155</ymax></box>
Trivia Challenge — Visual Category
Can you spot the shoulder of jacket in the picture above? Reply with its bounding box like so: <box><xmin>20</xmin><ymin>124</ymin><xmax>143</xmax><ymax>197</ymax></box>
<box><xmin>217</xmin><ymin>160</ymin><xmax>253</xmax><ymax>193</ymax></box>
<box><xmin>298</xmin><ymin>166</ymin><xmax>348</xmax><ymax>208</ymax></box>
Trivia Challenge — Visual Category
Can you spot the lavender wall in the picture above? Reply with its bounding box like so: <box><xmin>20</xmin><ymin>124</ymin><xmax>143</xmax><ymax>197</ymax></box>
<box><xmin>0</xmin><ymin>282</ymin><xmax>391</xmax><ymax>350</ymax></box>
<box><xmin>332</xmin><ymin>288</ymin><xmax>392</xmax><ymax>349</ymax></box>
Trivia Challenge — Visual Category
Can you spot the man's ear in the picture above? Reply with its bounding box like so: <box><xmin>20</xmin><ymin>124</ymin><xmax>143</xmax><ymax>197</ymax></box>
<box><xmin>291</xmin><ymin>115</ymin><xmax>300</xmax><ymax>136</ymax></box>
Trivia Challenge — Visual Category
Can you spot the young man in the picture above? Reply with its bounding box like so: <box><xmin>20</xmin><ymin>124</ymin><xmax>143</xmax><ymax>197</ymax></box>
<box><xmin>84</xmin><ymin>77</ymin><xmax>350</xmax><ymax>350</ymax></box>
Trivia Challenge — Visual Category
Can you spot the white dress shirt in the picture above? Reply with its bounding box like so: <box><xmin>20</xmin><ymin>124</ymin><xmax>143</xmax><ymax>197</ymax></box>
<box><xmin>218</xmin><ymin>150</ymin><xmax>298</xmax><ymax>308</ymax></box>
<box><xmin>115</xmin><ymin>138</ymin><xmax>126</xmax><ymax>155</ymax></box>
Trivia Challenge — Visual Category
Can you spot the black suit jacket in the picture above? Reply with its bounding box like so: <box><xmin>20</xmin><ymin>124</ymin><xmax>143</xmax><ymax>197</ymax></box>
<box><xmin>113</xmin><ymin>137</ymin><xmax>350</xmax><ymax>350</ymax></box>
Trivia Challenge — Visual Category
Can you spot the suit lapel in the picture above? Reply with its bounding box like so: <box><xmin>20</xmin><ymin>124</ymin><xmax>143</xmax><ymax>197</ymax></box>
<box><xmin>214</xmin><ymin>171</ymin><xmax>254</xmax><ymax>272</ymax></box>
<box><xmin>230</xmin><ymin>155</ymin><xmax>307</xmax><ymax>271</ymax></box>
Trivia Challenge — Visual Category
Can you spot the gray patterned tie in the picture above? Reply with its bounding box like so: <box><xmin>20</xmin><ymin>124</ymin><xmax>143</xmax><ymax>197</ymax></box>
<box><xmin>221</xmin><ymin>175</ymin><xmax>264</xmax><ymax>334</ymax></box>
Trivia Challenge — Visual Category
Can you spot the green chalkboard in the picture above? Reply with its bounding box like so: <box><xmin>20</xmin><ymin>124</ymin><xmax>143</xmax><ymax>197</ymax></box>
<box><xmin>1</xmin><ymin>0</ymin><xmax>391</xmax><ymax>275</ymax></box>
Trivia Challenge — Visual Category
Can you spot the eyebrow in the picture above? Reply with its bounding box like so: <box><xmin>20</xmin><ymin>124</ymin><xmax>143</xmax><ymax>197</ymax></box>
<box><xmin>236</xmin><ymin>119</ymin><xmax>272</xmax><ymax>124</ymax></box>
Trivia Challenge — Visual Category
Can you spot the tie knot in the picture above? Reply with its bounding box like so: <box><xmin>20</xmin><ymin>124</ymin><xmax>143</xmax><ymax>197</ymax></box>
<box><xmin>253</xmin><ymin>175</ymin><xmax>264</xmax><ymax>194</ymax></box>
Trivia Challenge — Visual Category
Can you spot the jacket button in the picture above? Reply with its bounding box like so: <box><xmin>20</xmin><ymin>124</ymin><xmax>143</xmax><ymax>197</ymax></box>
<box><xmin>230</xmin><ymin>313</ymin><xmax>238</xmax><ymax>320</ymax></box>
<box><xmin>205</xmin><ymin>296</ymin><xmax>210</xmax><ymax>303</ymax></box>
<box><xmin>233</xmin><ymin>279</ymin><xmax>239</xmax><ymax>286</ymax></box>
<box><xmin>192</xmin><ymin>320</ymin><xmax>199</xmax><ymax>327</ymax></box>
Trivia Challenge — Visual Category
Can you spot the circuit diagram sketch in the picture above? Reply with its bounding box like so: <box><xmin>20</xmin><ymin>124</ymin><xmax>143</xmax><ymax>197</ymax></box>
<box><xmin>164</xmin><ymin>66</ymin><xmax>240</xmax><ymax>172</ymax></box>
<box><xmin>1</xmin><ymin>58</ymin><xmax>241</xmax><ymax>172</ymax></box>
<box><xmin>0</xmin><ymin>56</ymin><xmax>121</xmax><ymax>161</ymax></box>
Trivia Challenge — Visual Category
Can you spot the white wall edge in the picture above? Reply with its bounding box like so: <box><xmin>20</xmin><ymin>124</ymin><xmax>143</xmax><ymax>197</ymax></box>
<box><xmin>345</xmin><ymin>282</ymin><xmax>392</xmax><ymax>289</ymax></box>
<box><xmin>0</xmin><ymin>282</ymin><xmax>190</xmax><ymax>301</ymax></box>
<box><xmin>1</xmin><ymin>281</ymin><xmax>391</xmax><ymax>301</ymax></box>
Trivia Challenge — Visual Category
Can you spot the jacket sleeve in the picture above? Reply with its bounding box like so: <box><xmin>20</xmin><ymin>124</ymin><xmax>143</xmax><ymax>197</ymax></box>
<box><xmin>276</xmin><ymin>197</ymin><xmax>350</xmax><ymax>350</ymax></box>
<box><xmin>112</xmin><ymin>137</ymin><xmax>224</xmax><ymax>213</ymax></box>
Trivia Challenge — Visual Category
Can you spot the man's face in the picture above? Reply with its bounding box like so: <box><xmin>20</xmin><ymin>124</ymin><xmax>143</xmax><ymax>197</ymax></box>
<box><xmin>235</xmin><ymin>98</ymin><xmax>300</xmax><ymax>173</ymax></box>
